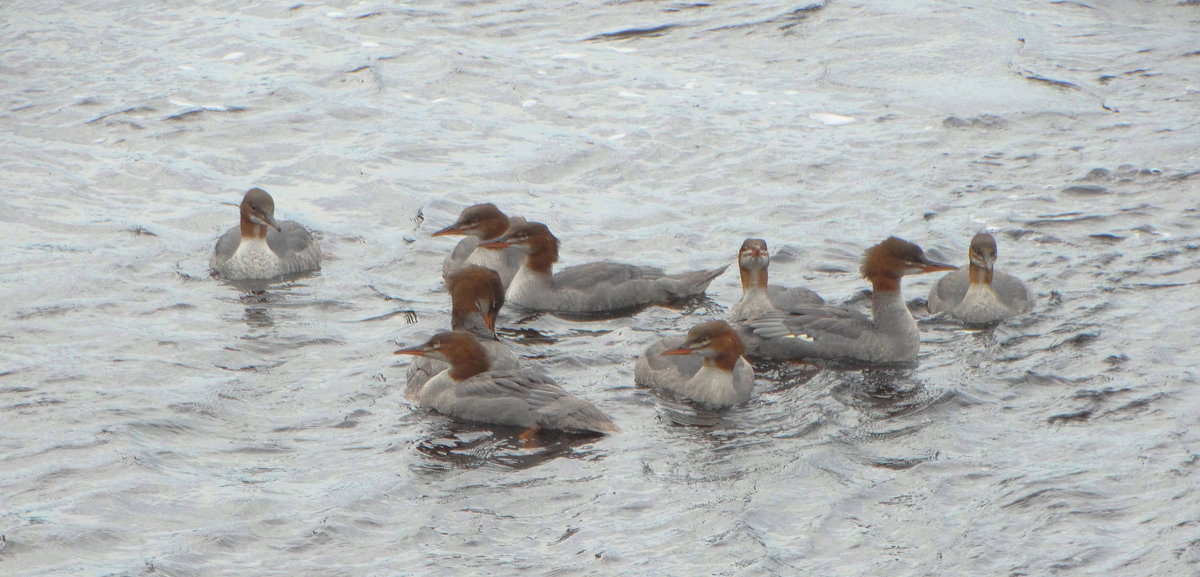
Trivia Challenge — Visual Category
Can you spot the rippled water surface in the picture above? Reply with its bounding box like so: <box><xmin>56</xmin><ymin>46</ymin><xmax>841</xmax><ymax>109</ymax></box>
<box><xmin>3</xmin><ymin>1</ymin><xmax>1199</xmax><ymax>575</ymax></box>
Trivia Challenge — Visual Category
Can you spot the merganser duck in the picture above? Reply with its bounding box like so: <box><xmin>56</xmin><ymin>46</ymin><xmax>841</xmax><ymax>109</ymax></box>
<box><xmin>395</xmin><ymin>331</ymin><xmax>618</xmax><ymax>435</ymax></box>
<box><xmin>211</xmin><ymin>187</ymin><xmax>321</xmax><ymax>280</ymax></box>
<box><xmin>747</xmin><ymin>237</ymin><xmax>956</xmax><ymax>364</ymax></box>
<box><xmin>928</xmin><ymin>232</ymin><xmax>1031</xmax><ymax>324</ymax></box>
<box><xmin>433</xmin><ymin>203</ymin><xmax>525</xmax><ymax>288</ymax></box>
<box><xmin>635</xmin><ymin>320</ymin><xmax>754</xmax><ymax>409</ymax></box>
<box><xmin>479</xmin><ymin>221</ymin><xmax>727</xmax><ymax>314</ymax></box>
<box><xmin>728</xmin><ymin>238</ymin><xmax>824</xmax><ymax>322</ymax></box>
<box><xmin>405</xmin><ymin>266</ymin><xmax>521</xmax><ymax>400</ymax></box>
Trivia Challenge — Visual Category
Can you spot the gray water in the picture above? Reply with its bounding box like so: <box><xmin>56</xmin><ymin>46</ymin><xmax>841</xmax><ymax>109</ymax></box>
<box><xmin>3</xmin><ymin>0</ymin><xmax>1199</xmax><ymax>575</ymax></box>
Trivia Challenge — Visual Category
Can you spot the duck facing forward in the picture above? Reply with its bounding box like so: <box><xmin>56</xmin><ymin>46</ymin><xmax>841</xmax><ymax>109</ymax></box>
<box><xmin>405</xmin><ymin>266</ymin><xmax>521</xmax><ymax>401</ymax></box>
<box><xmin>728</xmin><ymin>238</ymin><xmax>824</xmax><ymax>322</ymax></box>
<box><xmin>928</xmin><ymin>232</ymin><xmax>1031</xmax><ymax>324</ymax></box>
<box><xmin>635</xmin><ymin>320</ymin><xmax>754</xmax><ymax>409</ymax></box>
<box><xmin>433</xmin><ymin>203</ymin><xmax>525</xmax><ymax>288</ymax></box>
<box><xmin>211</xmin><ymin>188</ymin><xmax>321</xmax><ymax>281</ymax></box>
<box><xmin>480</xmin><ymin>221</ymin><xmax>727</xmax><ymax>315</ymax></box>
<box><xmin>395</xmin><ymin>331</ymin><xmax>618</xmax><ymax>435</ymax></box>
<box><xmin>747</xmin><ymin>237</ymin><xmax>956</xmax><ymax>364</ymax></box>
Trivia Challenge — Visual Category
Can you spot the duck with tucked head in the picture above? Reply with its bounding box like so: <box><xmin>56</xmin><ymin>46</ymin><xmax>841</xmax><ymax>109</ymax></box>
<box><xmin>405</xmin><ymin>266</ymin><xmax>521</xmax><ymax>400</ymax></box>
<box><xmin>479</xmin><ymin>221</ymin><xmax>727</xmax><ymax>315</ymax></box>
<box><xmin>928</xmin><ymin>232</ymin><xmax>1031</xmax><ymax>324</ymax></box>
<box><xmin>395</xmin><ymin>331</ymin><xmax>618</xmax><ymax>435</ymax></box>
<box><xmin>728</xmin><ymin>238</ymin><xmax>824</xmax><ymax>322</ymax></box>
<box><xmin>636</xmin><ymin>320</ymin><xmax>754</xmax><ymax>409</ymax></box>
<box><xmin>747</xmin><ymin>237</ymin><xmax>956</xmax><ymax>364</ymax></box>
<box><xmin>433</xmin><ymin>203</ymin><xmax>525</xmax><ymax>288</ymax></box>
<box><xmin>211</xmin><ymin>188</ymin><xmax>321</xmax><ymax>281</ymax></box>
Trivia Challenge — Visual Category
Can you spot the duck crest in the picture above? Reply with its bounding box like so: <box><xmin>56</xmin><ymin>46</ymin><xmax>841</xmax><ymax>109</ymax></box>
<box><xmin>689</xmin><ymin>320</ymin><xmax>745</xmax><ymax>372</ymax></box>
<box><xmin>440</xmin><ymin>331</ymin><xmax>492</xmax><ymax>380</ymax></box>
<box><xmin>447</xmin><ymin>266</ymin><xmax>504</xmax><ymax>333</ymax></box>
<box><xmin>524</xmin><ymin>225</ymin><xmax>560</xmax><ymax>274</ymax></box>
<box><xmin>709</xmin><ymin>331</ymin><xmax>745</xmax><ymax>372</ymax></box>
<box><xmin>860</xmin><ymin>236</ymin><xmax>920</xmax><ymax>292</ymax></box>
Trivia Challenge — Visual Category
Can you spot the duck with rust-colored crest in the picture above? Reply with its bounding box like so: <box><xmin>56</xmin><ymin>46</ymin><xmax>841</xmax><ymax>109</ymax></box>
<box><xmin>747</xmin><ymin>237</ymin><xmax>956</xmax><ymax>364</ymax></box>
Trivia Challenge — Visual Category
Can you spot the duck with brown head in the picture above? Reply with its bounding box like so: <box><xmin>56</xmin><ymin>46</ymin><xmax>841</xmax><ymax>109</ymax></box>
<box><xmin>635</xmin><ymin>320</ymin><xmax>754</xmax><ymax>409</ymax></box>
<box><xmin>479</xmin><ymin>221</ymin><xmax>728</xmax><ymax>315</ymax></box>
<box><xmin>747</xmin><ymin>236</ymin><xmax>955</xmax><ymax>364</ymax></box>
<box><xmin>433</xmin><ymin>203</ymin><xmax>526</xmax><ymax>288</ymax></box>
<box><xmin>928</xmin><ymin>232</ymin><xmax>1030</xmax><ymax>324</ymax></box>
<box><xmin>211</xmin><ymin>187</ymin><xmax>321</xmax><ymax>281</ymax></box>
<box><xmin>404</xmin><ymin>266</ymin><xmax>521</xmax><ymax>400</ymax></box>
<box><xmin>395</xmin><ymin>331</ymin><xmax>618</xmax><ymax>435</ymax></box>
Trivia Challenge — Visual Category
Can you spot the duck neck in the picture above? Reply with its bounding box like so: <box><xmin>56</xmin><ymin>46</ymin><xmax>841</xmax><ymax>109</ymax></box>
<box><xmin>730</xmin><ymin>266</ymin><xmax>773</xmax><ymax>320</ymax></box>
<box><xmin>708</xmin><ymin>350</ymin><xmax>741</xmax><ymax>373</ymax></box>
<box><xmin>506</xmin><ymin>242</ymin><xmax>556</xmax><ymax>306</ymax></box>
<box><xmin>869</xmin><ymin>276</ymin><xmax>916</xmax><ymax>335</ymax></box>
<box><xmin>450</xmin><ymin>309</ymin><xmax>495</xmax><ymax>341</ymax></box>
<box><xmin>240</xmin><ymin>215</ymin><xmax>269</xmax><ymax>240</ymax></box>
<box><xmin>968</xmin><ymin>262</ymin><xmax>993</xmax><ymax>285</ymax></box>
<box><xmin>707</xmin><ymin>333</ymin><xmax>745</xmax><ymax>373</ymax></box>
<box><xmin>740</xmin><ymin>264</ymin><xmax>768</xmax><ymax>291</ymax></box>
<box><xmin>447</xmin><ymin>345</ymin><xmax>490</xmax><ymax>380</ymax></box>
<box><xmin>522</xmin><ymin>235</ymin><xmax>558</xmax><ymax>277</ymax></box>
<box><xmin>477</xmin><ymin>215</ymin><xmax>510</xmax><ymax>241</ymax></box>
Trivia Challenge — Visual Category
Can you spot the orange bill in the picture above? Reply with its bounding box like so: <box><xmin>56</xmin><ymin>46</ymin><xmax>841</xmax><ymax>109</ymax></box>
<box><xmin>660</xmin><ymin>347</ymin><xmax>694</xmax><ymax>356</ymax></box>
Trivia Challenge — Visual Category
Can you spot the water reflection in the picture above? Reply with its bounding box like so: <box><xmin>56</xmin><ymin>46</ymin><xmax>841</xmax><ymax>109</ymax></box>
<box><xmin>242</xmin><ymin>303</ymin><xmax>274</xmax><ymax>330</ymax></box>
<box><xmin>751</xmin><ymin>359</ymin><xmax>821</xmax><ymax>393</ymax></box>
<box><xmin>496</xmin><ymin>326</ymin><xmax>613</xmax><ymax>347</ymax></box>
<box><xmin>828</xmin><ymin>368</ymin><xmax>956</xmax><ymax>420</ymax></box>
<box><xmin>651</xmin><ymin>393</ymin><xmax>729</xmax><ymax>427</ymax></box>
<box><xmin>411</xmin><ymin>420</ymin><xmax>607</xmax><ymax>472</ymax></box>
<box><xmin>222</xmin><ymin>278</ymin><xmax>328</xmax><ymax>330</ymax></box>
